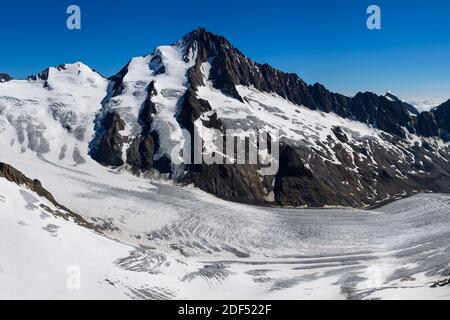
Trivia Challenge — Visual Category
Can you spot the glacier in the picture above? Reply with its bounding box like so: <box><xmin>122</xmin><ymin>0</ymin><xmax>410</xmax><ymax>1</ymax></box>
<box><xmin>0</xmin><ymin>151</ymin><xmax>449</xmax><ymax>299</ymax></box>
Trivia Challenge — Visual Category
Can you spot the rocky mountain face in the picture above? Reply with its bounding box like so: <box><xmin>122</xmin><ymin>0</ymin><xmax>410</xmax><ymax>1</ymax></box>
<box><xmin>174</xmin><ymin>30</ymin><xmax>430</xmax><ymax>138</ymax></box>
<box><xmin>1</xmin><ymin>28</ymin><xmax>450</xmax><ymax>208</ymax></box>
<box><xmin>385</xmin><ymin>91</ymin><xmax>420</xmax><ymax>115</ymax></box>
<box><xmin>413</xmin><ymin>100</ymin><xmax>450</xmax><ymax>141</ymax></box>
<box><xmin>90</xmin><ymin>28</ymin><xmax>450</xmax><ymax>207</ymax></box>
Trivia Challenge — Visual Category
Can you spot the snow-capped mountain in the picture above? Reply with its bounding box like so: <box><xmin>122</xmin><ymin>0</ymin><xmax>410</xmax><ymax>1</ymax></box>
<box><xmin>1</xmin><ymin>28</ymin><xmax>450</xmax><ymax>300</ymax></box>
<box><xmin>0</xmin><ymin>62</ymin><xmax>107</xmax><ymax>167</ymax></box>
<box><xmin>1</xmin><ymin>28</ymin><xmax>450</xmax><ymax>209</ymax></box>
<box><xmin>89</xmin><ymin>28</ymin><xmax>450</xmax><ymax>207</ymax></box>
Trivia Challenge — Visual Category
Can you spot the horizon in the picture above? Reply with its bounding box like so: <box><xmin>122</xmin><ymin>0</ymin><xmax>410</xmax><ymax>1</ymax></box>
<box><xmin>1</xmin><ymin>0</ymin><xmax>450</xmax><ymax>102</ymax></box>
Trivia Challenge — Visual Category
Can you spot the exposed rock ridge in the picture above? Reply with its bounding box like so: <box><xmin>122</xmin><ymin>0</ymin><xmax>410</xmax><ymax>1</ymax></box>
<box><xmin>0</xmin><ymin>162</ymin><xmax>92</xmax><ymax>228</ymax></box>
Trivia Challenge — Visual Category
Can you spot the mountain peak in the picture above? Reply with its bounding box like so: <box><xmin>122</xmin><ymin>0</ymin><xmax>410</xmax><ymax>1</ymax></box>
<box><xmin>55</xmin><ymin>62</ymin><xmax>98</xmax><ymax>75</ymax></box>
<box><xmin>179</xmin><ymin>27</ymin><xmax>233</xmax><ymax>53</ymax></box>
<box><xmin>27</xmin><ymin>61</ymin><xmax>102</xmax><ymax>81</ymax></box>
<box><xmin>385</xmin><ymin>91</ymin><xmax>420</xmax><ymax>115</ymax></box>
<box><xmin>385</xmin><ymin>91</ymin><xmax>400</xmax><ymax>102</ymax></box>
<box><xmin>187</xmin><ymin>27</ymin><xmax>209</xmax><ymax>36</ymax></box>
<box><xmin>183</xmin><ymin>27</ymin><xmax>218</xmax><ymax>40</ymax></box>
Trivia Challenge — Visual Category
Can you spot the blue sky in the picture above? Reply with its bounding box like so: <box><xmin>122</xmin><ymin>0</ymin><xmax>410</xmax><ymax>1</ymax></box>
<box><xmin>1</xmin><ymin>0</ymin><xmax>450</xmax><ymax>100</ymax></box>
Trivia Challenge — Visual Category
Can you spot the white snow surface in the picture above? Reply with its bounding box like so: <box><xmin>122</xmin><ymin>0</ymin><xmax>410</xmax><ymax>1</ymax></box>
<box><xmin>0</xmin><ymin>149</ymin><xmax>450</xmax><ymax>300</ymax></box>
<box><xmin>0</xmin><ymin>62</ymin><xmax>108</xmax><ymax>165</ymax></box>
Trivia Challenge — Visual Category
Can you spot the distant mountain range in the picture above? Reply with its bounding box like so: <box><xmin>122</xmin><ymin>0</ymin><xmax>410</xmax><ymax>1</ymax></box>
<box><xmin>0</xmin><ymin>73</ymin><xmax>13</xmax><ymax>82</ymax></box>
<box><xmin>0</xmin><ymin>28</ymin><xmax>449</xmax><ymax>208</ymax></box>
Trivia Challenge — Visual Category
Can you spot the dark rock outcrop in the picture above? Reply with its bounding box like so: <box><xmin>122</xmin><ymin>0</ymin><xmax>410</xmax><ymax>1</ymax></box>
<box><xmin>0</xmin><ymin>162</ymin><xmax>57</xmax><ymax>203</ymax></box>
<box><xmin>433</xmin><ymin>100</ymin><xmax>450</xmax><ymax>141</ymax></box>
<box><xmin>274</xmin><ymin>145</ymin><xmax>330</xmax><ymax>207</ymax></box>
<box><xmin>139</xmin><ymin>81</ymin><xmax>158</xmax><ymax>130</ymax></box>
<box><xmin>416</xmin><ymin>112</ymin><xmax>439</xmax><ymax>137</ymax></box>
<box><xmin>177</xmin><ymin>87</ymin><xmax>217</xmax><ymax>134</ymax></box>
<box><xmin>0</xmin><ymin>162</ymin><xmax>92</xmax><ymax>228</ymax></box>
<box><xmin>91</xmin><ymin>111</ymin><xmax>126</xmax><ymax>167</ymax></box>
<box><xmin>27</xmin><ymin>70</ymin><xmax>49</xmax><ymax>81</ymax></box>
<box><xmin>385</xmin><ymin>92</ymin><xmax>420</xmax><ymax>115</ymax></box>
<box><xmin>348</xmin><ymin>92</ymin><xmax>415</xmax><ymax>138</ymax></box>
<box><xmin>309</xmin><ymin>83</ymin><xmax>349</xmax><ymax>116</ymax></box>
<box><xmin>190</xmin><ymin>163</ymin><xmax>273</xmax><ymax>205</ymax></box>
<box><xmin>0</xmin><ymin>73</ymin><xmax>12</xmax><ymax>82</ymax></box>
<box><xmin>413</xmin><ymin>100</ymin><xmax>450</xmax><ymax>141</ymax></box>
<box><xmin>431</xmin><ymin>278</ymin><xmax>450</xmax><ymax>288</ymax></box>
<box><xmin>126</xmin><ymin>134</ymin><xmax>155</xmax><ymax>174</ymax></box>
<box><xmin>108</xmin><ymin>63</ymin><xmax>129</xmax><ymax>97</ymax></box>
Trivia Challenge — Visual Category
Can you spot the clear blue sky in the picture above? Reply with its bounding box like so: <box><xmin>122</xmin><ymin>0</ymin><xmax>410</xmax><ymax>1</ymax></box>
<box><xmin>1</xmin><ymin>0</ymin><xmax>450</xmax><ymax>100</ymax></box>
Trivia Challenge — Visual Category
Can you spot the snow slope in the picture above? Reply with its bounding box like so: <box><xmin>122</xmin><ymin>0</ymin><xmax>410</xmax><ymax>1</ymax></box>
<box><xmin>0</xmin><ymin>62</ymin><xmax>108</xmax><ymax>165</ymax></box>
<box><xmin>101</xmin><ymin>42</ymin><xmax>196</xmax><ymax>164</ymax></box>
<box><xmin>0</xmin><ymin>175</ymin><xmax>132</xmax><ymax>299</ymax></box>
